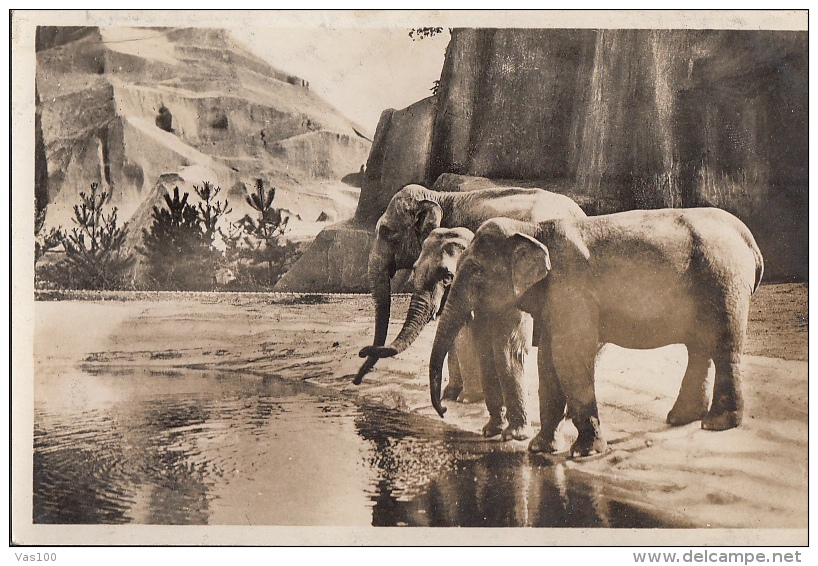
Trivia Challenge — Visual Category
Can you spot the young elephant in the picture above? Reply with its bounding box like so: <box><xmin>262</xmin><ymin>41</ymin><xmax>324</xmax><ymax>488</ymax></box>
<box><xmin>362</xmin><ymin>228</ymin><xmax>485</xmax><ymax>403</ymax></box>
<box><xmin>428</xmin><ymin>208</ymin><xmax>764</xmax><ymax>459</ymax></box>
<box><xmin>363</xmin><ymin>227</ymin><xmax>535</xmax><ymax>438</ymax></box>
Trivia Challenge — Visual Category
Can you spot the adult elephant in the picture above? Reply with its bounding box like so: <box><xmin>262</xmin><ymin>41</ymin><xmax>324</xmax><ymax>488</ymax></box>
<box><xmin>354</xmin><ymin>183</ymin><xmax>586</xmax><ymax>384</ymax></box>
<box><xmin>428</xmin><ymin>208</ymin><xmax>764</xmax><ymax>459</ymax></box>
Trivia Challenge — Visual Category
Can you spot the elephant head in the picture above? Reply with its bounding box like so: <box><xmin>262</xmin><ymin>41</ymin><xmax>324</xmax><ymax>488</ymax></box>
<box><xmin>354</xmin><ymin>185</ymin><xmax>444</xmax><ymax>384</ymax></box>
<box><xmin>360</xmin><ymin>227</ymin><xmax>474</xmax><ymax>360</ymax></box>
<box><xmin>429</xmin><ymin>219</ymin><xmax>551</xmax><ymax>417</ymax></box>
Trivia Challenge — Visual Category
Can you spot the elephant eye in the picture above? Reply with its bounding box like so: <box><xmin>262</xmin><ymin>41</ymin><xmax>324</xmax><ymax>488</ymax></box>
<box><xmin>438</xmin><ymin>267</ymin><xmax>454</xmax><ymax>285</ymax></box>
<box><xmin>442</xmin><ymin>242</ymin><xmax>465</xmax><ymax>256</ymax></box>
<box><xmin>379</xmin><ymin>225</ymin><xmax>398</xmax><ymax>241</ymax></box>
<box><xmin>471</xmin><ymin>266</ymin><xmax>487</xmax><ymax>281</ymax></box>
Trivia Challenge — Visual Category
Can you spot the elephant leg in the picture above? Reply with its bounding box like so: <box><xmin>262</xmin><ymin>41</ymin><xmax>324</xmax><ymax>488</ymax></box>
<box><xmin>702</xmin><ymin>354</ymin><xmax>744</xmax><ymax>430</ymax></box>
<box><xmin>449</xmin><ymin>323</ymin><xmax>484</xmax><ymax>403</ymax></box>
<box><xmin>702</xmin><ymin>297</ymin><xmax>749</xmax><ymax>431</ymax></box>
<box><xmin>666</xmin><ymin>345</ymin><xmax>711</xmax><ymax>426</ymax></box>
<box><xmin>550</xmin><ymin>297</ymin><xmax>606</xmax><ymax>458</ymax></box>
<box><xmin>529</xmin><ymin>327</ymin><xmax>568</xmax><ymax>454</ymax></box>
<box><xmin>472</xmin><ymin>319</ymin><xmax>507</xmax><ymax>438</ymax></box>
<box><xmin>703</xmin><ymin>348</ymin><xmax>745</xmax><ymax>431</ymax></box>
<box><xmin>493</xmin><ymin>312</ymin><xmax>532</xmax><ymax>441</ymax></box>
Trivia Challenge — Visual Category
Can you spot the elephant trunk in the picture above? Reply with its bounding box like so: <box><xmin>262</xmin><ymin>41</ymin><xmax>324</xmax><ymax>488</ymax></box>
<box><xmin>429</xmin><ymin>283</ymin><xmax>473</xmax><ymax>417</ymax></box>
<box><xmin>383</xmin><ymin>287</ymin><xmax>442</xmax><ymax>356</ymax></box>
<box><xmin>369</xmin><ymin>245</ymin><xmax>394</xmax><ymax>349</ymax></box>
<box><xmin>353</xmin><ymin>241</ymin><xmax>394</xmax><ymax>385</ymax></box>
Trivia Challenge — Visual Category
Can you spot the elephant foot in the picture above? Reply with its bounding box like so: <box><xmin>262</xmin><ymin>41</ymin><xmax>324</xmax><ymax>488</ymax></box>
<box><xmin>701</xmin><ymin>409</ymin><xmax>742</xmax><ymax>431</ymax></box>
<box><xmin>569</xmin><ymin>416</ymin><xmax>607</xmax><ymax>459</ymax></box>
<box><xmin>442</xmin><ymin>383</ymin><xmax>462</xmax><ymax>401</ymax></box>
<box><xmin>666</xmin><ymin>404</ymin><xmax>709</xmax><ymax>427</ymax></box>
<box><xmin>457</xmin><ymin>389</ymin><xmax>485</xmax><ymax>404</ymax></box>
<box><xmin>501</xmin><ymin>423</ymin><xmax>534</xmax><ymax>442</ymax></box>
<box><xmin>569</xmin><ymin>433</ymin><xmax>608</xmax><ymax>459</ymax></box>
<box><xmin>528</xmin><ymin>430</ymin><xmax>565</xmax><ymax>454</ymax></box>
<box><xmin>482</xmin><ymin>416</ymin><xmax>508</xmax><ymax>438</ymax></box>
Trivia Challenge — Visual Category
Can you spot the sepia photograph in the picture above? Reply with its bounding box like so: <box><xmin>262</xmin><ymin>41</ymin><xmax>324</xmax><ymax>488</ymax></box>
<box><xmin>10</xmin><ymin>9</ymin><xmax>809</xmax><ymax>548</ymax></box>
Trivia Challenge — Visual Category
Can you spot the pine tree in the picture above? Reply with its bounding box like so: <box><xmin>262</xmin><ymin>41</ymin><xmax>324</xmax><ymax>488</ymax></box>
<box><xmin>34</xmin><ymin>209</ymin><xmax>62</xmax><ymax>265</ymax></box>
<box><xmin>141</xmin><ymin>185</ymin><xmax>226</xmax><ymax>290</ymax></box>
<box><xmin>57</xmin><ymin>182</ymin><xmax>133</xmax><ymax>289</ymax></box>
<box><xmin>194</xmin><ymin>181</ymin><xmax>231</xmax><ymax>245</ymax></box>
<box><xmin>236</xmin><ymin>179</ymin><xmax>300</xmax><ymax>287</ymax></box>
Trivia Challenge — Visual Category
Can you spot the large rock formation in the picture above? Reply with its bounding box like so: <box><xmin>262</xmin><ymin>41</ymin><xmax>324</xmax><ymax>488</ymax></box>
<box><xmin>280</xmin><ymin>28</ymin><xmax>807</xmax><ymax>290</ymax></box>
<box><xmin>35</xmin><ymin>26</ymin><xmax>371</xmax><ymax>237</ymax></box>
<box><xmin>353</xmin><ymin>98</ymin><xmax>438</xmax><ymax>226</ymax></box>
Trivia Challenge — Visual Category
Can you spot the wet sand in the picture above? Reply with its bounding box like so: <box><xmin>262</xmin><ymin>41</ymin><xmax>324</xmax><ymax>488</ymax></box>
<box><xmin>31</xmin><ymin>283</ymin><xmax>808</xmax><ymax>542</ymax></box>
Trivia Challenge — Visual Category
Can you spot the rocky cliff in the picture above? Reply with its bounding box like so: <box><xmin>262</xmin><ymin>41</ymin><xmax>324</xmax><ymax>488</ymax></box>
<box><xmin>280</xmin><ymin>28</ymin><xmax>807</xmax><ymax>290</ymax></box>
<box><xmin>35</xmin><ymin>26</ymin><xmax>371</xmax><ymax>239</ymax></box>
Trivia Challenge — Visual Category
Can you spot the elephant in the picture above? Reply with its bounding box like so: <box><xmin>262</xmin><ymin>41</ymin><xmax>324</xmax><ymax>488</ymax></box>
<box><xmin>362</xmin><ymin>227</ymin><xmax>485</xmax><ymax>403</ymax></box>
<box><xmin>428</xmin><ymin>208</ymin><xmax>764</xmax><ymax>459</ymax></box>
<box><xmin>354</xmin><ymin>183</ymin><xmax>587</xmax><ymax>385</ymax></box>
<box><xmin>362</xmin><ymin>226</ymin><xmax>537</xmax><ymax>438</ymax></box>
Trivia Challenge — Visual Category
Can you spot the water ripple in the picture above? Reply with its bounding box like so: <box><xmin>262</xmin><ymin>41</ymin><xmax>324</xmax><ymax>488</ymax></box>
<box><xmin>33</xmin><ymin>368</ymin><xmax>681</xmax><ymax>527</ymax></box>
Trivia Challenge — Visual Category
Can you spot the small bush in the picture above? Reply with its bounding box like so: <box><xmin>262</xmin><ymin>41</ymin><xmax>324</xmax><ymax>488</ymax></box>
<box><xmin>219</xmin><ymin>179</ymin><xmax>303</xmax><ymax>290</ymax></box>
<box><xmin>34</xmin><ymin>223</ymin><xmax>62</xmax><ymax>265</ymax></box>
<box><xmin>37</xmin><ymin>179</ymin><xmax>305</xmax><ymax>292</ymax></box>
<box><xmin>35</xmin><ymin>183</ymin><xmax>134</xmax><ymax>290</ymax></box>
<box><xmin>140</xmin><ymin>184</ymin><xmax>229</xmax><ymax>291</ymax></box>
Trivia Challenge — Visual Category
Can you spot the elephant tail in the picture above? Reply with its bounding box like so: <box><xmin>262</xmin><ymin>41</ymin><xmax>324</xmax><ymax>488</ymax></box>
<box><xmin>752</xmin><ymin>249</ymin><xmax>764</xmax><ymax>294</ymax></box>
<box><xmin>744</xmin><ymin>231</ymin><xmax>764</xmax><ymax>294</ymax></box>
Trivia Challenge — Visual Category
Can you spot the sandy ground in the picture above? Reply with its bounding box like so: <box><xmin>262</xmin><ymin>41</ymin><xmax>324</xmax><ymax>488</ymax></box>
<box><xmin>32</xmin><ymin>283</ymin><xmax>808</xmax><ymax>538</ymax></box>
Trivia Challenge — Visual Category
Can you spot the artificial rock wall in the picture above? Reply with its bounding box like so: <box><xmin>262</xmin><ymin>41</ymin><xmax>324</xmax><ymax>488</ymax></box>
<box><xmin>279</xmin><ymin>28</ymin><xmax>808</xmax><ymax>291</ymax></box>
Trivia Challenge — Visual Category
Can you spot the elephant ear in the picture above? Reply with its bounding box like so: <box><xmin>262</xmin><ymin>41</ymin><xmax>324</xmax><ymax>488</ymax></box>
<box><xmin>415</xmin><ymin>200</ymin><xmax>443</xmax><ymax>241</ymax></box>
<box><xmin>511</xmin><ymin>232</ymin><xmax>551</xmax><ymax>300</ymax></box>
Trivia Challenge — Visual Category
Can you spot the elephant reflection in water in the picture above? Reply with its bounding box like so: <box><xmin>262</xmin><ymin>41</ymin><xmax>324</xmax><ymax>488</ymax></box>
<box><xmin>356</xmin><ymin>402</ymin><xmax>670</xmax><ymax>527</ymax></box>
<box><xmin>368</xmin><ymin>448</ymin><xmax>644</xmax><ymax>527</ymax></box>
